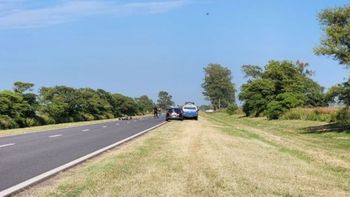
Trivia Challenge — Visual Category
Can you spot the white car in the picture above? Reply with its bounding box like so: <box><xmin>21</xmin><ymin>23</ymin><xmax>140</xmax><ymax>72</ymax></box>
<box><xmin>182</xmin><ymin>102</ymin><xmax>199</xmax><ymax>120</ymax></box>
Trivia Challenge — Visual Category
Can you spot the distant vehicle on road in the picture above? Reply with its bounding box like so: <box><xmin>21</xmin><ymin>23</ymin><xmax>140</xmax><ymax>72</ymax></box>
<box><xmin>182</xmin><ymin>102</ymin><xmax>199</xmax><ymax>120</ymax></box>
<box><xmin>166</xmin><ymin>107</ymin><xmax>183</xmax><ymax>121</ymax></box>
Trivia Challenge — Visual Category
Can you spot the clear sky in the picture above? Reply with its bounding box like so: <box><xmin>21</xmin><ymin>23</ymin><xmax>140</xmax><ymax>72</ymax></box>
<box><xmin>0</xmin><ymin>0</ymin><xmax>349</xmax><ymax>105</ymax></box>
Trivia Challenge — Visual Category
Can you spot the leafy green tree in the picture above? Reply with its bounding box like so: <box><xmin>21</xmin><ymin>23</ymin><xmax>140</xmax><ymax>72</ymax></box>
<box><xmin>39</xmin><ymin>86</ymin><xmax>117</xmax><ymax>122</ymax></box>
<box><xmin>0</xmin><ymin>90</ymin><xmax>36</xmax><ymax>128</ymax></box>
<box><xmin>136</xmin><ymin>95</ymin><xmax>154</xmax><ymax>114</ymax></box>
<box><xmin>13</xmin><ymin>81</ymin><xmax>39</xmax><ymax>119</ymax></box>
<box><xmin>111</xmin><ymin>94</ymin><xmax>139</xmax><ymax>117</ymax></box>
<box><xmin>314</xmin><ymin>5</ymin><xmax>350</xmax><ymax>66</ymax></box>
<box><xmin>326</xmin><ymin>78</ymin><xmax>350</xmax><ymax>106</ymax></box>
<box><xmin>315</xmin><ymin>6</ymin><xmax>350</xmax><ymax>98</ymax></box>
<box><xmin>239</xmin><ymin>60</ymin><xmax>325</xmax><ymax>119</ymax></box>
<box><xmin>39</xmin><ymin>86</ymin><xmax>80</xmax><ymax>123</ymax></box>
<box><xmin>242</xmin><ymin>65</ymin><xmax>263</xmax><ymax>79</ymax></box>
<box><xmin>75</xmin><ymin>88</ymin><xmax>114</xmax><ymax>120</ymax></box>
<box><xmin>202</xmin><ymin>64</ymin><xmax>236</xmax><ymax>110</ymax></box>
<box><xmin>314</xmin><ymin>5</ymin><xmax>350</xmax><ymax>123</ymax></box>
<box><xmin>157</xmin><ymin>91</ymin><xmax>174</xmax><ymax>110</ymax></box>
<box><xmin>13</xmin><ymin>81</ymin><xmax>34</xmax><ymax>93</ymax></box>
<box><xmin>239</xmin><ymin>79</ymin><xmax>275</xmax><ymax>117</ymax></box>
<box><xmin>1</xmin><ymin>83</ymin><xmax>153</xmax><ymax>130</ymax></box>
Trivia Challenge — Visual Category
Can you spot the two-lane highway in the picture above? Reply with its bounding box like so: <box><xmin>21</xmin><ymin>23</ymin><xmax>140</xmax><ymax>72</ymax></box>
<box><xmin>0</xmin><ymin>116</ymin><xmax>165</xmax><ymax>194</ymax></box>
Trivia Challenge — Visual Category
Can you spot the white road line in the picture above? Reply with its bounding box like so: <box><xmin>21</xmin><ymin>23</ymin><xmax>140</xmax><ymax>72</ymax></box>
<box><xmin>49</xmin><ymin>134</ymin><xmax>62</xmax><ymax>138</ymax></box>
<box><xmin>102</xmin><ymin>126</ymin><xmax>107</xmax><ymax>128</ymax></box>
<box><xmin>0</xmin><ymin>143</ymin><xmax>15</xmax><ymax>148</ymax></box>
<box><xmin>115</xmin><ymin>123</ymin><xmax>120</xmax><ymax>126</ymax></box>
<box><xmin>82</xmin><ymin>129</ymin><xmax>90</xmax><ymax>132</ymax></box>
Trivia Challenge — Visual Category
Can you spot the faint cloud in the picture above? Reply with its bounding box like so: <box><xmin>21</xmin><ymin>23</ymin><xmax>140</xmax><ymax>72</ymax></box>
<box><xmin>0</xmin><ymin>0</ymin><xmax>189</xmax><ymax>29</ymax></box>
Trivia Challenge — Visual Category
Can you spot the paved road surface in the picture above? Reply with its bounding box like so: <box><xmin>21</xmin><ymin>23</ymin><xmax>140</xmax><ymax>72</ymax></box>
<box><xmin>0</xmin><ymin>116</ymin><xmax>164</xmax><ymax>192</ymax></box>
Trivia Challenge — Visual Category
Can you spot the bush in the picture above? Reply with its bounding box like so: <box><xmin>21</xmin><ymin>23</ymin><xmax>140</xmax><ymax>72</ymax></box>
<box><xmin>226</xmin><ymin>104</ymin><xmax>238</xmax><ymax>115</ymax></box>
<box><xmin>36</xmin><ymin>114</ymin><xmax>56</xmax><ymax>125</ymax></box>
<box><xmin>336</xmin><ymin>108</ymin><xmax>350</xmax><ymax>125</ymax></box>
<box><xmin>281</xmin><ymin>107</ymin><xmax>339</xmax><ymax>122</ymax></box>
<box><xmin>81</xmin><ymin>113</ymin><xmax>95</xmax><ymax>121</ymax></box>
<box><xmin>25</xmin><ymin>118</ymin><xmax>39</xmax><ymax>127</ymax></box>
<box><xmin>0</xmin><ymin>115</ymin><xmax>18</xmax><ymax>129</ymax></box>
<box><xmin>266</xmin><ymin>101</ymin><xmax>285</xmax><ymax>120</ymax></box>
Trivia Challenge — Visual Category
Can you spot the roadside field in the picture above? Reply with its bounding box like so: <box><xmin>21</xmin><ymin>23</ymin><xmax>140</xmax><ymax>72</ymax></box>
<box><xmin>17</xmin><ymin>113</ymin><xmax>350</xmax><ymax>197</ymax></box>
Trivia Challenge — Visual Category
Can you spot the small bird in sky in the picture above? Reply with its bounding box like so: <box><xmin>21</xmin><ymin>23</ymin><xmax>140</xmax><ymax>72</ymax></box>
<box><xmin>206</xmin><ymin>12</ymin><xmax>210</xmax><ymax>16</ymax></box>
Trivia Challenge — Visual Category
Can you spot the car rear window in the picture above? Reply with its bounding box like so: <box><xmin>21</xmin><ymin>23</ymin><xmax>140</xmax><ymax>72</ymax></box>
<box><xmin>184</xmin><ymin>107</ymin><xmax>197</xmax><ymax>110</ymax></box>
<box><xmin>168</xmin><ymin>108</ymin><xmax>181</xmax><ymax>113</ymax></box>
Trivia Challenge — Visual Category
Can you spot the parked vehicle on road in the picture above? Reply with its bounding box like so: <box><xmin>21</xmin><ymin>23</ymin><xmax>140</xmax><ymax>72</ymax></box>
<box><xmin>182</xmin><ymin>102</ymin><xmax>199</xmax><ymax>120</ymax></box>
<box><xmin>166</xmin><ymin>107</ymin><xmax>183</xmax><ymax>121</ymax></box>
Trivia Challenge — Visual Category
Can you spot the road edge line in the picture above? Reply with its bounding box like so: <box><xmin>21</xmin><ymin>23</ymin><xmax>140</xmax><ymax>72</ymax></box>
<box><xmin>0</xmin><ymin>121</ymin><xmax>166</xmax><ymax>197</ymax></box>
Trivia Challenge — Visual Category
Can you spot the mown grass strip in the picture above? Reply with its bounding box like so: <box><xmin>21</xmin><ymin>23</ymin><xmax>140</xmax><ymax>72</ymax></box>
<box><xmin>203</xmin><ymin>112</ymin><xmax>350</xmax><ymax>190</ymax></box>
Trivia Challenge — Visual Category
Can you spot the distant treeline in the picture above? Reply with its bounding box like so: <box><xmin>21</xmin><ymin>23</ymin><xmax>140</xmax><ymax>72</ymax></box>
<box><xmin>0</xmin><ymin>82</ymin><xmax>154</xmax><ymax>130</ymax></box>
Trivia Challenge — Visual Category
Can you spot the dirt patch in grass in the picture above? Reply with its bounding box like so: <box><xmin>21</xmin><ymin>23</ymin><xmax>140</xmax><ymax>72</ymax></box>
<box><xmin>17</xmin><ymin>116</ymin><xmax>350</xmax><ymax>197</ymax></box>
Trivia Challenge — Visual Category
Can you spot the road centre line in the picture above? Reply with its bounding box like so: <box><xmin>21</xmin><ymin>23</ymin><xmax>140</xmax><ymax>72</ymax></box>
<box><xmin>0</xmin><ymin>143</ymin><xmax>15</xmax><ymax>148</ymax></box>
<box><xmin>82</xmin><ymin>129</ymin><xmax>90</xmax><ymax>132</ymax></box>
<box><xmin>49</xmin><ymin>134</ymin><xmax>62</xmax><ymax>138</ymax></box>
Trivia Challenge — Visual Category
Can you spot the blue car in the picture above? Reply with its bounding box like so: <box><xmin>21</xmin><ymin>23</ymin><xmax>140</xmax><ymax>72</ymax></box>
<box><xmin>182</xmin><ymin>102</ymin><xmax>198</xmax><ymax>120</ymax></box>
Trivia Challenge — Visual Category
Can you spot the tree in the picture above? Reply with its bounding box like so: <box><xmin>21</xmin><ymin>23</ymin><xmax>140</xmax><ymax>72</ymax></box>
<box><xmin>0</xmin><ymin>90</ymin><xmax>37</xmax><ymax>128</ymax></box>
<box><xmin>314</xmin><ymin>5</ymin><xmax>350</xmax><ymax>123</ymax></box>
<box><xmin>0</xmin><ymin>83</ymin><xmax>150</xmax><ymax>130</ymax></box>
<box><xmin>135</xmin><ymin>95</ymin><xmax>154</xmax><ymax>114</ymax></box>
<box><xmin>157</xmin><ymin>91</ymin><xmax>174</xmax><ymax>110</ymax></box>
<box><xmin>39</xmin><ymin>86</ymin><xmax>78</xmax><ymax>123</ymax></box>
<box><xmin>75</xmin><ymin>88</ymin><xmax>114</xmax><ymax>120</ymax></box>
<box><xmin>111</xmin><ymin>94</ymin><xmax>139</xmax><ymax>117</ymax></box>
<box><xmin>326</xmin><ymin>78</ymin><xmax>350</xmax><ymax>106</ymax></box>
<box><xmin>13</xmin><ymin>81</ymin><xmax>34</xmax><ymax>93</ymax></box>
<box><xmin>202</xmin><ymin>64</ymin><xmax>236</xmax><ymax>110</ymax></box>
<box><xmin>239</xmin><ymin>79</ymin><xmax>275</xmax><ymax>117</ymax></box>
<box><xmin>242</xmin><ymin>65</ymin><xmax>263</xmax><ymax>79</ymax></box>
<box><xmin>314</xmin><ymin>5</ymin><xmax>350</xmax><ymax>66</ymax></box>
<box><xmin>239</xmin><ymin>60</ymin><xmax>325</xmax><ymax>119</ymax></box>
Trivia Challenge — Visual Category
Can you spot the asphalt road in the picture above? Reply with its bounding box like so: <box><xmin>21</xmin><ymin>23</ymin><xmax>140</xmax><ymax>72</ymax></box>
<box><xmin>0</xmin><ymin>116</ymin><xmax>164</xmax><ymax>192</ymax></box>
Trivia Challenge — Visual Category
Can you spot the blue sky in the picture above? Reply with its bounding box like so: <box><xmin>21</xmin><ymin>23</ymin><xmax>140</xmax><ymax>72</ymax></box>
<box><xmin>0</xmin><ymin>0</ymin><xmax>349</xmax><ymax>105</ymax></box>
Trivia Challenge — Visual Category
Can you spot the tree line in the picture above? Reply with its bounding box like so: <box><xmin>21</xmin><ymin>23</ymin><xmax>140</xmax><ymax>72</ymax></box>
<box><xmin>0</xmin><ymin>82</ymin><xmax>174</xmax><ymax>130</ymax></box>
<box><xmin>202</xmin><ymin>5</ymin><xmax>350</xmax><ymax>121</ymax></box>
<box><xmin>202</xmin><ymin>61</ymin><xmax>326</xmax><ymax>119</ymax></box>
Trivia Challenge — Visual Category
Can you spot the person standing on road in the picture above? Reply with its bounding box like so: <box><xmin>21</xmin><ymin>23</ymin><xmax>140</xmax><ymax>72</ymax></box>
<box><xmin>153</xmin><ymin>106</ymin><xmax>159</xmax><ymax>118</ymax></box>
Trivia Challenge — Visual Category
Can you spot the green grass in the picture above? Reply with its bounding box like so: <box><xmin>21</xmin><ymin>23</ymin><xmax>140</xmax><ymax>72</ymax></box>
<box><xmin>203</xmin><ymin>112</ymin><xmax>350</xmax><ymax>188</ymax></box>
<box><xmin>208</xmin><ymin>112</ymin><xmax>350</xmax><ymax>151</ymax></box>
